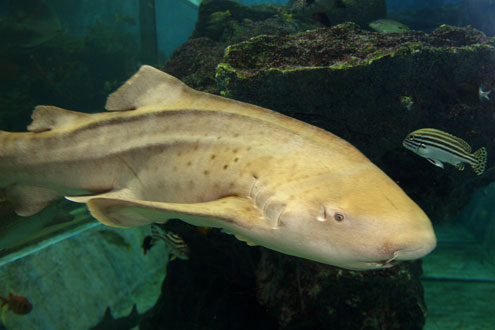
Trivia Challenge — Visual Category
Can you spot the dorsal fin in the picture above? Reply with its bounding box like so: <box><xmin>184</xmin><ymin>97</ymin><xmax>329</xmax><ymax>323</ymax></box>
<box><xmin>105</xmin><ymin>65</ymin><xmax>193</xmax><ymax>111</ymax></box>
<box><xmin>452</xmin><ymin>136</ymin><xmax>471</xmax><ymax>153</ymax></box>
<box><xmin>27</xmin><ymin>105</ymin><xmax>89</xmax><ymax>132</ymax></box>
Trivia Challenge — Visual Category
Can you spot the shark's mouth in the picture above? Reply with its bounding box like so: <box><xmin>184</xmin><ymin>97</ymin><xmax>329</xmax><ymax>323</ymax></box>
<box><xmin>365</xmin><ymin>250</ymin><xmax>402</xmax><ymax>268</ymax></box>
<box><xmin>365</xmin><ymin>260</ymin><xmax>400</xmax><ymax>269</ymax></box>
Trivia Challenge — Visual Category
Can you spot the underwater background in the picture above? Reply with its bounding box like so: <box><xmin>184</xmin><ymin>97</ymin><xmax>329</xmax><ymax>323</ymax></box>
<box><xmin>0</xmin><ymin>0</ymin><xmax>494</xmax><ymax>329</ymax></box>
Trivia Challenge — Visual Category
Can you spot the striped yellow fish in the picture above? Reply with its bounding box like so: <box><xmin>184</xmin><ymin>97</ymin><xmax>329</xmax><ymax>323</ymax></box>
<box><xmin>402</xmin><ymin>128</ymin><xmax>487</xmax><ymax>175</ymax></box>
<box><xmin>151</xmin><ymin>224</ymin><xmax>190</xmax><ymax>260</ymax></box>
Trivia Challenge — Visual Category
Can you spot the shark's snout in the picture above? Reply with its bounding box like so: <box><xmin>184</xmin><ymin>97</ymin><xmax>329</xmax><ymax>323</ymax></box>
<box><xmin>397</xmin><ymin>229</ymin><xmax>437</xmax><ymax>261</ymax></box>
<box><xmin>381</xmin><ymin>225</ymin><xmax>437</xmax><ymax>264</ymax></box>
<box><xmin>365</xmin><ymin>232</ymin><xmax>436</xmax><ymax>269</ymax></box>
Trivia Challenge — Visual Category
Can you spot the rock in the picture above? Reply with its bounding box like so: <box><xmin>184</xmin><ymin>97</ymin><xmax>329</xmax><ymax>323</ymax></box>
<box><xmin>289</xmin><ymin>0</ymin><xmax>386</xmax><ymax>28</ymax></box>
<box><xmin>164</xmin><ymin>0</ymin><xmax>319</xmax><ymax>93</ymax></box>
<box><xmin>256</xmin><ymin>250</ymin><xmax>426</xmax><ymax>330</ymax></box>
<box><xmin>139</xmin><ymin>223</ymin><xmax>278</xmax><ymax>330</ymax></box>
<box><xmin>192</xmin><ymin>0</ymin><xmax>281</xmax><ymax>41</ymax></box>
<box><xmin>162</xmin><ymin>37</ymin><xmax>226</xmax><ymax>93</ymax></box>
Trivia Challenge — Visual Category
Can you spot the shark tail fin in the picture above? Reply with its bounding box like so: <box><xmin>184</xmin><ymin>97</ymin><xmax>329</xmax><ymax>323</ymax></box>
<box><xmin>472</xmin><ymin>147</ymin><xmax>487</xmax><ymax>175</ymax></box>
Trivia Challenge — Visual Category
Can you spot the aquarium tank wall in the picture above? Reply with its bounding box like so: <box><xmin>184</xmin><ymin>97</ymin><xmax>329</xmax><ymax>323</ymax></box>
<box><xmin>0</xmin><ymin>0</ymin><xmax>494</xmax><ymax>329</ymax></box>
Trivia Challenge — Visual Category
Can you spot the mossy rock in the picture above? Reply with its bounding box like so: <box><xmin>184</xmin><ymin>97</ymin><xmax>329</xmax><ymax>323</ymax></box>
<box><xmin>289</xmin><ymin>0</ymin><xmax>386</xmax><ymax>28</ymax></box>
<box><xmin>192</xmin><ymin>0</ymin><xmax>280</xmax><ymax>41</ymax></box>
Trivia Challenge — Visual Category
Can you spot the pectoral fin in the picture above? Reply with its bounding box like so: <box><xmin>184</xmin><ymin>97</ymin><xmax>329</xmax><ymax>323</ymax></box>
<box><xmin>65</xmin><ymin>188</ymin><xmax>136</xmax><ymax>204</ymax></box>
<box><xmin>84</xmin><ymin>196</ymin><xmax>265</xmax><ymax>230</ymax></box>
<box><xmin>426</xmin><ymin>158</ymin><xmax>444</xmax><ymax>168</ymax></box>
<box><xmin>6</xmin><ymin>185</ymin><xmax>60</xmax><ymax>216</ymax></box>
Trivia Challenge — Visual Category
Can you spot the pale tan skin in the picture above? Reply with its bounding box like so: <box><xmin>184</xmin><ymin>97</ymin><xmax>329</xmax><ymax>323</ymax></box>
<box><xmin>0</xmin><ymin>66</ymin><xmax>436</xmax><ymax>270</ymax></box>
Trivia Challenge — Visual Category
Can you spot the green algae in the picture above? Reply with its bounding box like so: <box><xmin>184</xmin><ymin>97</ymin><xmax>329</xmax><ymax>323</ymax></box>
<box><xmin>219</xmin><ymin>22</ymin><xmax>495</xmax><ymax>79</ymax></box>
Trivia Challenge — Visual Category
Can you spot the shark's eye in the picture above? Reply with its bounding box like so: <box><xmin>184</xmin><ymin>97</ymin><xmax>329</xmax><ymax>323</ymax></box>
<box><xmin>334</xmin><ymin>213</ymin><xmax>345</xmax><ymax>222</ymax></box>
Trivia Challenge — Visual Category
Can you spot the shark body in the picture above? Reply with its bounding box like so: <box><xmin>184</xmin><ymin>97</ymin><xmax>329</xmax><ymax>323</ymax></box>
<box><xmin>0</xmin><ymin>66</ymin><xmax>436</xmax><ymax>270</ymax></box>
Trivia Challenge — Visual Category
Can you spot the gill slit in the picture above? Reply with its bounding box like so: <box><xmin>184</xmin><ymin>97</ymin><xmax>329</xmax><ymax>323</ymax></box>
<box><xmin>116</xmin><ymin>155</ymin><xmax>144</xmax><ymax>187</ymax></box>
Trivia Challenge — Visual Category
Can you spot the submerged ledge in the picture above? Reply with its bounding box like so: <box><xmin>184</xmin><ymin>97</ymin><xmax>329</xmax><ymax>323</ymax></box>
<box><xmin>0</xmin><ymin>206</ymin><xmax>98</xmax><ymax>267</ymax></box>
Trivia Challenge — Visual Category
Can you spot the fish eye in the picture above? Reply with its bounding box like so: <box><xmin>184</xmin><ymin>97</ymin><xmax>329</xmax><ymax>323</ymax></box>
<box><xmin>419</xmin><ymin>143</ymin><xmax>426</xmax><ymax>149</ymax></box>
<box><xmin>334</xmin><ymin>213</ymin><xmax>345</xmax><ymax>222</ymax></box>
<box><xmin>407</xmin><ymin>135</ymin><xmax>415</xmax><ymax>140</ymax></box>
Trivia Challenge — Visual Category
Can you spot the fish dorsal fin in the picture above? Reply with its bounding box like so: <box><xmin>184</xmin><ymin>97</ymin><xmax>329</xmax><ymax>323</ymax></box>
<box><xmin>27</xmin><ymin>105</ymin><xmax>89</xmax><ymax>132</ymax></box>
<box><xmin>84</xmin><ymin>196</ymin><xmax>266</xmax><ymax>231</ymax></box>
<box><xmin>452</xmin><ymin>136</ymin><xmax>471</xmax><ymax>153</ymax></box>
<box><xmin>129</xmin><ymin>304</ymin><xmax>139</xmax><ymax>318</ymax></box>
<box><xmin>105</xmin><ymin>65</ymin><xmax>196</xmax><ymax>111</ymax></box>
<box><xmin>103</xmin><ymin>307</ymin><xmax>114</xmax><ymax>320</ymax></box>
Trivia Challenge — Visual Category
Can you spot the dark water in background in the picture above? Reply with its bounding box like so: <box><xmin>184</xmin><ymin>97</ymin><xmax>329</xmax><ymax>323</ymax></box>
<box><xmin>0</xmin><ymin>0</ymin><xmax>484</xmax><ymax>122</ymax></box>
<box><xmin>0</xmin><ymin>0</ymin><xmax>494</xmax><ymax>329</ymax></box>
<box><xmin>0</xmin><ymin>0</ymin><xmax>491</xmax><ymax>129</ymax></box>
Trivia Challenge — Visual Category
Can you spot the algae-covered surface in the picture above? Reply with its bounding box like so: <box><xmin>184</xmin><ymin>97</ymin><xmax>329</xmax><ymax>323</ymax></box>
<box><xmin>219</xmin><ymin>23</ymin><xmax>494</xmax><ymax>76</ymax></box>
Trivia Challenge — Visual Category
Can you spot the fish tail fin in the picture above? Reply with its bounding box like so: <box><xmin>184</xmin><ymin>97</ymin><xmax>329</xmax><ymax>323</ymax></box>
<box><xmin>472</xmin><ymin>147</ymin><xmax>487</xmax><ymax>175</ymax></box>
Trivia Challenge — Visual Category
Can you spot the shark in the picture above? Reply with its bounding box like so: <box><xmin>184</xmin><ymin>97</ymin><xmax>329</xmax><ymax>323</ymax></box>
<box><xmin>0</xmin><ymin>65</ymin><xmax>436</xmax><ymax>270</ymax></box>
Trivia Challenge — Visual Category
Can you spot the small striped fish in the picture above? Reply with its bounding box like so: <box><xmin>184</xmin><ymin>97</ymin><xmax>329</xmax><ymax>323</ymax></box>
<box><xmin>402</xmin><ymin>128</ymin><xmax>487</xmax><ymax>175</ymax></box>
<box><xmin>151</xmin><ymin>224</ymin><xmax>190</xmax><ymax>260</ymax></box>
